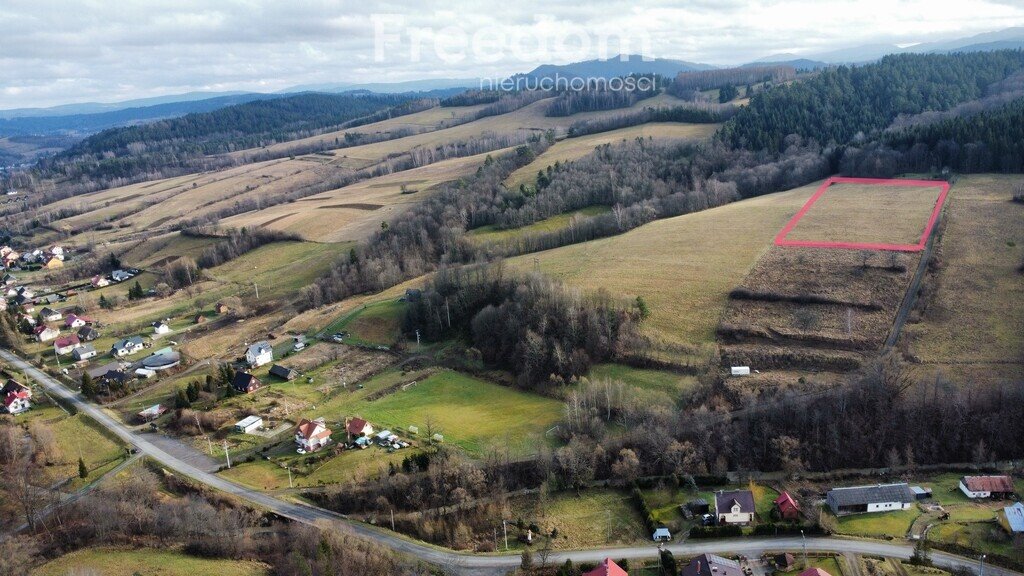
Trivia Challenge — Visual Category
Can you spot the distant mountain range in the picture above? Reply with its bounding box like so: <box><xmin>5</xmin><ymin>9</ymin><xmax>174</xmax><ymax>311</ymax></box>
<box><xmin>2</xmin><ymin>26</ymin><xmax>1023</xmax><ymax>147</ymax></box>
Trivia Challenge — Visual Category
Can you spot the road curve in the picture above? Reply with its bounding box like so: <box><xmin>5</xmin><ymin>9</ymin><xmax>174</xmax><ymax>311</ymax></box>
<box><xmin>2</xmin><ymin>348</ymin><xmax>1015</xmax><ymax>576</ymax></box>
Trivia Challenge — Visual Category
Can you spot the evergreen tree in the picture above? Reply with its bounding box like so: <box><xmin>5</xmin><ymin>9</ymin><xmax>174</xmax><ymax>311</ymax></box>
<box><xmin>175</xmin><ymin>389</ymin><xmax>191</xmax><ymax>409</ymax></box>
<box><xmin>98</xmin><ymin>294</ymin><xmax>112</xmax><ymax>309</ymax></box>
<box><xmin>78</xmin><ymin>457</ymin><xmax>88</xmax><ymax>479</ymax></box>
<box><xmin>81</xmin><ymin>372</ymin><xmax>97</xmax><ymax>398</ymax></box>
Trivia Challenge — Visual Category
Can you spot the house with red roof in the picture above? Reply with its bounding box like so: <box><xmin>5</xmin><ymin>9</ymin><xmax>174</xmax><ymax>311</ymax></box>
<box><xmin>295</xmin><ymin>418</ymin><xmax>332</xmax><ymax>452</ymax></box>
<box><xmin>960</xmin><ymin>475</ymin><xmax>1015</xmax><ymax>499</ymax></box>
<box><xmin>774</xmin><ymin>491</ymin><xmax>801</xmax><ymax>521</ymax></box>
<box><xmin>583</xmin><ymin>558</ymin><xmax>628</xmax><ymax>576</ymax></box>
<box><xmin>346</xmin><ymin>417</ymin><xmax>374</xmax><ymax>439</ymax></box>
<box><xmin>2</xmin><ymin>379</ymin><xmax>31</xmax><ymax>415</ymax></box>
<box><xmin>54</xmin><ymin>334</ymin><xmax>82</xmax><ymax>355</ymax></box>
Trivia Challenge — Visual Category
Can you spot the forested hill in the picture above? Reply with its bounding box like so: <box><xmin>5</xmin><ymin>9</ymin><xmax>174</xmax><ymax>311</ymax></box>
<box><xmin>721</xmin><ymin>50</ymin><xmax>1024</xmax><ymax>153</ymax></box>
<box><xmin>37</xmin><ymin>93</ymin><xmax>412</xmax><ymax>185</ymax></box>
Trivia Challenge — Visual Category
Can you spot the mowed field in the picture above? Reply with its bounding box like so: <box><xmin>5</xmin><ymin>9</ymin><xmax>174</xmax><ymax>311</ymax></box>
<box><xmin>902</xmin><ymin>174</ymin><xmax>1024</xmax><ymax>384</ymax></box>
<box><xmin>507</xmin><ymin>182</ymin><xmax>821</xmax><ymax>350</ymax></box>
<box><xmin>32</xmin><ymin>547</ymin><xmax>270</xmax><ymax>576</ymax></box>
<box><xmin>783</xmin><ymin>182</ymin><xmax>944</xmax><ymax>245</ymax></box>
<box><xmin>504</xmin><ymin>122</ymin><xmax>719</xmax><ymax>189</ymax></box>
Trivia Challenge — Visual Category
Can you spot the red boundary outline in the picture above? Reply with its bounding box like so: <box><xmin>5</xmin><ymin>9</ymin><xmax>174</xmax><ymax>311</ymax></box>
<box><xmin>774</xmin><ymin>176</ymin><xmax>951</xmax><ymax>252</ymax></box>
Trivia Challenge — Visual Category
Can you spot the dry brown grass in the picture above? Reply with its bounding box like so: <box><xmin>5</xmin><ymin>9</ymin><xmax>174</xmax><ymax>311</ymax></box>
<box><xmin>785</xmin><ymin>182</ymin><xmax>944</xmax><ymax>245</ymax></box>
<box><xmin>902</xmin><ymin>174</ymin><xmax>1024</xmax><ymax>384</ymax></box>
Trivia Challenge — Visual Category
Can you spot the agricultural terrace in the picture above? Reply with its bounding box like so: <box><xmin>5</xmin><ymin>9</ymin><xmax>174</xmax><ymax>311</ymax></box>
<box><xmin>778</xmin><ymin>177</ymin><xmax>949</xmax><ymax>250</ymax></box>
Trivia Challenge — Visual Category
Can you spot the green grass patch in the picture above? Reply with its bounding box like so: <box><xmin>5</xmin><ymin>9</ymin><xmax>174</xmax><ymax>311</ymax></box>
<box><xmin>32</xmin><ymin>546</ymin><xmax>270</xmax><ymax>576</ymax></box>
<box><xmin>320</xmin><ymin>300</ymin><xmax>406</xmax><ymax>347</ymax></box>
<box><xmin>833</xmin><ymin>506</ymin><xmax>919</xmax><ymax>538</ymax></box>
<box><xmin>510</xmin><ymin>489</ymin><xmax>647</xmax><ymax>549</ymax></box>
<box><xmin>779</xmin><ymin>556</ymin><xmax>846</xmax><ymax>576</ymax></box>
<box><xmin>929</xmin><ymin>521</ymin><xmax>1016</xmax><ymax>557</ymax></box>
<box><xmin>206</xmin><ymin>240</ymin><xmax>351</xmax><ymax>300</ymax></box>
<box><xmin>469</xmin><ymin>206</ymin><xmax>611</xmax><ymax>245</ymax></box>
<box><xmin>587</xmin><ymin>363</ymin><xmax>697</xmax><ymax>397</ymax></box>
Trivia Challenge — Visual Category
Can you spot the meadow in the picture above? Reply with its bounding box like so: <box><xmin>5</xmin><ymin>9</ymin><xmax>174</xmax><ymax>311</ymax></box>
<box><xmin>32</xmin><ymin>547</ymin><xmax>270</xmax><ymax>576</ymax></box>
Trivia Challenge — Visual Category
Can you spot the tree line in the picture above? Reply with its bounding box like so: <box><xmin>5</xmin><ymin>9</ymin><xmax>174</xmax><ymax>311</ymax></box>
<box><xmin>566</xmin><ymin>102</ymin><xmax>733</xmax><ymax>137</ymax></box>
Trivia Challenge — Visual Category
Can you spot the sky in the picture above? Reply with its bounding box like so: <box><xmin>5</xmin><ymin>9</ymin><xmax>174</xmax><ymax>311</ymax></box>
<box><xmin>1</xmin><ymin>0</ymin><xmax>1024</xmax><ymax>109</ymax></box>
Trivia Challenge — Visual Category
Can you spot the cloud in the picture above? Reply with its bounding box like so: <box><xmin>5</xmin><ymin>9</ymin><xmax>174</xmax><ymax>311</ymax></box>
<box><xmin>0</xmin><ymin>0</ymin><xmax>1022</xmax><ymax>108</ymax></box>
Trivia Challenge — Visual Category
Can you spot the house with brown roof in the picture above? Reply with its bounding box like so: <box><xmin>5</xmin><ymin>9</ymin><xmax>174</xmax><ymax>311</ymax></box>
<box><xmin>231</xmin><ymin>372</ymin><xmax>262</xmax><ymax>394</ymax></box>
<box><xmin>346</xmin><ymin>417</ymin><xmax>374</xmax><ymax>439</ymax></box>
<box><xmin>960</xmin><ymin>475</ymin><xmax>1015</xmax><ymax>499</ymax></box>
<box><xmin>295</xmin><ymin>418</ymin><xmax>332</xmax><ymax>452</ymax></box>
<box><xmin>34</xmin><ymin>325</ymin><xmax>59</xmax><ymax>342</ymax></box>
<box><xmin>774</xmin><ymin>491</ymin><xmax>801</xmax><ymax>521</ymax></box>
<box><xmin>53</xmin><ymin>334</ymin><xmax>82</xmax><ymax>355</ymax></box>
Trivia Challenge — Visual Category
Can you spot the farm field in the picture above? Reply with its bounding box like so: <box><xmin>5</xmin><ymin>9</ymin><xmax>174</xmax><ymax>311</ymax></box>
<box><xmin>504</xmin><ymin>121</ymin><xmax>719</xmax><ymax>189</ymax></box>
<box><xmin>586</xmin><ymin>363</ymin><xmax>697</xmax><ymax>398</ymax></box>
<box><xmin>783</xmin><ymin>181</ymin><xmax>945</xmax><ymax>246</ymax></box>
<box><xmin>32</xmin><ymin>547</ymin><xmax>270</xmax><ymax>576</ymax></box>
<box><xmin>901</xmin><ymin>175</ymin><xmax>1024</xmax><ymax>385</ymax></box>
<box><xmin>507</xmin><ymin>181</ymin><xmax>820</xmax><ymax>350</ymax></box>
<box><xmin>469</xmin><ymin>206</ymin><xmax>611</xmax><ymax>245</ymax></box>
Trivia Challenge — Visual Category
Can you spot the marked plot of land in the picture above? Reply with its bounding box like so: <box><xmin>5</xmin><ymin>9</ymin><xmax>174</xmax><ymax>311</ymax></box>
<box><xmin>777</xmin><ymin>177</ymin><xmax>949</xmax><ymax>251</ymax></box>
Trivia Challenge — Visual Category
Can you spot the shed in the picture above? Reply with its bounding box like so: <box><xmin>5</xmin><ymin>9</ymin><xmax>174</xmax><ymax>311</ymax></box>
<box><xmin>686</xmin><ymin>498</ymin><xmax>710</xmax><ymax>514</ymax></box>
<box><xmin>775</xmin><ymin>553</ymin><xmax>796</xmax><ymax>570</ymax></box>
<box><xmin>234</xmin><ymin>415</ymin><xmax>264</xmax><ymax>434</ymax></box>
<box><xmin>135</xmin><ymin>368</ymin><xmax>157</xmax><ymax>379</ymax></box>
<box><xmin>431</xmin><ymin>433</ymin><xmax>444</xmax><ymax>443</ymax></box>
<box><xmin>137</xmin><ymin>404</ymin><xmax>166</xmax><ymax>421</ymax></box>
<box><xmin>911</xmin><ymin>486</ymin><xmax>932</xmax><ymax>500</ymax></box>
<box><xmin>652</xmin><ymin>527</ymin><xmax>672</xmax><ymax>541</ymax></box>
<box><xmin>269</xmin><ymin>364</ymin><xmax>298</xmax><ymax>381</ymax></box>
<box><xmin>1003</xmin><ymin>502</ymin><xmax>1024</xmax><ymax>534</ymax></box>
<box><xmin>730</xmin><ymin>366</ymin><xmax>751</xmax><ymax>376</ymax></box>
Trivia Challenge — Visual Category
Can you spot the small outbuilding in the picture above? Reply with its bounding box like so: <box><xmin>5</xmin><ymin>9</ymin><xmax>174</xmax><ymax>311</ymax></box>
<box><xmin>652</xmin><ymin>527</ymin><xmax>672</xmax><ymax>541</ymax></box>
<box><xmin>234</xmin><ymin>415</ymin><xmax>264</xmax><ymax>434</ymax></box>
<box><xmin>269</xmin><ymin>364</ymin><xmax>298</xmax><ymax>381</ymax></box>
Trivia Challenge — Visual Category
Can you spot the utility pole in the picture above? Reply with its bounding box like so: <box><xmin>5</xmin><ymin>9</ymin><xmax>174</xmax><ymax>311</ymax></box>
<box><xmin>980</xmin><ymin>554</ymin><xmax>986</xmax><ymax>576</ymax></box>
<box><xmin>253</xmin><ymin>282</ymin><xmax>259</xmax><ymax>299</ymax></box>
<box><xmin>391</xmin><ymin>508</ymin><xmax>395</xmax><ymax>531</ymax></box>
<box><xmin>287</xmin><ymin>467</ymin><xmax>293</xmax><ymax>488</ymax></box>
<box><xmin>223</xmin><ymin>440</ymin><xmax>231</xmax><ymax>468</ymax></box>
<box><xmin>801</xmin><ymin>529</ymin><xmax>807</xmax><ymax>567</ymax></box>
<box><xmin>502</xmin><ymin>519</ymin><xmax>509</xmax><ymax>551</ymax></box>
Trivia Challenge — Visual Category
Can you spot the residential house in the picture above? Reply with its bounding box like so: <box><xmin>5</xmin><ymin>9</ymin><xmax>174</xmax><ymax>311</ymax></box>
<box><xmin>53</xmin><ymin>334</ymin><xmax>82</xmax><ymax>355</ymax></box>
<box><xmin>77</xmin><ymin>326</ymin><xmax>99</xmax><ymax>341</ymax></box>
<box><xmin>235</xmin><ymin>415</ymin><xmax>264</xmax><ymax>434</ymax></box>
<box><xmin>826</xmin><ymin>483</ymin><xmax>914</xmax><ymax>516</ymax></box>
<box><xmin>346</xmin><ymin>417</ymin><xmax>374</xmax><ymax>439</ymax></box>
<box><xmin>2</xmin><ymin>273</ymin><xmax>15</xmax><ymax>285</ymax></box>
<box><xmin>86</xmin><ymin>361</ymin><xmax>122</xmax><ymax>381</ymax></box>
<box><xmin>714</xmin><ymin>489</ymin><xmax>756</xmax><ymax>525</ymax></box>
<box><xmin>231</xmin><ymin>371</ymin><xmax>262</xmax><ymax>394</ymax></box>
<box><xmin>295</xmin><ymin>418</ymin><xmax>332</xmax><ymax>452</ymax></box>
<box><xmin>65</xmin><ymin>314</ymin><xmax>88</xmax><ymax>329</ymax></box>
<box><xmin>39</xmin><ymin>307</ymin><xmax>62</xmax><ymax>322</ymax></box>
<box><xmin>111</xmin><ymin>270</ymin><xmax>133</xmax><ymax>282</ymax></box>
<box><xmin>774</xmin><ymin>491</ymin><xmax>801</xmax><ymax>522</ymax></box>
<box><xmin>72</xmin><ymin>344</ymin><xmax>98</xmax><ymax>361</ymax></box>
<box><xmin>269</xmin><ymin>364</ymin><xmax>297</xmax><ymax>381</ymax></box>
<box><xmin>19</xmin><ymin>313</ymin><xmax>37</xmax><ymax>327</ymax></box>
<box><xmin>681</xmin><ymin>554</ymin><xmax>743</xmax><ymax>576</ymax></box>
<box><xmin>2</xmin><ymin>380</ymin><xmax>32</xmax><ymax>414</ymax></box>
<box><xmin>43</xmin><ymin>256</ymin><xmax>63</xmax><ymax>269</ymax></box>
<box><xmin>100</xmin><ymin>370</ymin><xmax>132</xmax><ymax>389</ymax></box>
<box><xmin>90</xmin><ymin>275</ymin><xmax>110</xmax><ymax>288</ymax></box>
<box><xmin>111</xmin><ymin>336</ymin><xmax>145</xmax><ymax>357</ymax></box>
<box><xmin>582</xmin><ymin>558</ymin><xmax>628</xmax><ymax>576</ymax></box>
<box><xmin>2</xmin><ymin>379</ymin><xmax>31</xmax><ymax>399</ymax></box>
<box><xmin>775</xmin><ymin>553</ymin><xmax>797</xmax><ymax>571</ymax></box>
<box><xmin>959</xmin><ymin>476</ymin><xmax>1015</xmax><ymax>499</ymax></box>
<box><xmin>38</xmin><ymin>293</ymin><xmax>61</xmax><ymax>305</ymax></box>
<box><xmin>1000</xmin><ymin>502</ymin><xmax>1024</xmax><ymax>541</ymax></box>
<box><xmin>13</xmin><ymin>294</ymin><xmax>33</xmax><ymax>307</ymax></box>
<box><xmin>152</xmin><ymin>321</ymin><xmax>171</xmax><ymax>335</ymax></box>
<box><xmin>2</xmin><ymin>250</ymin><xmax>20</xmax><ymax>268</ymax></box>
<box><xmin>48</xmin><ymin>246</ymin><xmax>65</xmax><ymax>260</ymax></box>
<box><xmin>245</xmin><ymin>341</ymin><xmax>273</xmax><ymax>368</ymax></box>
<box><xmin>34</xmin><ymin>325</ymin><xmax>59</xmax><ymax>342</ymax></box>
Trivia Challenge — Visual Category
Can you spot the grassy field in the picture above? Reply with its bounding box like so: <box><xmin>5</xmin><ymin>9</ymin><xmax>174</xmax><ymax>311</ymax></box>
<box><xmin>832</xmin><ymin>506</ymin><xmax>919</xmax><ymax>538</ymax></box>
<box><xmin>204</xmin><ymin>240</ymin><xmax>350</xmax><ymax>300</ymax></box>
<box><xmin>587</xmin><ymin>364</ymin><xmax>697</xmax><ymax>397</ymax></box>
<box><xmin>504</xmin><ymin>122</ymin><xmax>719</xmax><ymax>189</ymax></box>
<box><xmin>778</xmin><ymin>556</ymin><xmax>846</xmax><ymax>576</ymax></box>
<box><xmin>320</xmin><ymin>299</ymin><xmax>406</xmax><ymax>346</ymax></box>
<box><xmin>785</xmin><ymin>182</ymin><xmax>944</xmax><ymax>245</ymax></box>
<box><xmin>507</xmin><ymin>182</ymin><xmax>819</xmax><ymax>349</ymax></box>
<box><xmin>339</xmin><ymin>369</ymin><xmax>562</xmax><ymax>456</ymax></box>
<box><xmin>510</xmin><ymin>489</ymin><xmax>648</xmax><ymax>548</ymax></box>
<box><xmin>469</xmin><ymin>206</ymin><xmax>612</xmax><ymax>244</ymax></box>
<box><xmin>902</xmin><ymin>175</ymin><xmax>1024</xmax><ymax>386</ymax></box>
<box><xmin>32</xmin><ymin>547</ymin><xmax>270</xmax><ymax>576</ymax></box>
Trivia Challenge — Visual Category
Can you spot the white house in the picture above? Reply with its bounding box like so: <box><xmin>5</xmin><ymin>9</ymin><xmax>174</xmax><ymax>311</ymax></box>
<box><xmin>714</xmin><ymin>489</ymin><xmax>756</xmax><ymax>525</ymax></box>
<box><xmin>111</xmin><ymin>270</ymin><xmax>133</xmax><ymax>283</ymax></box>
<box><xmin>65</xmin><ymin>314</ymin><xmax>87</xmax><ymax>329</ymax></box>
<box><xmin>826</xmin><ymin>483</ymin><xmax>915</xmax><ymax>516</ymax></box>
<box><xmin>246</xmin><ymin>341</ymin><xmax>273</xmax><ymax>368</ymax></box>
<box><xmin>3</xmin><ymin>394</ymin><xmax>30</xmax><ymax>414</ymax></box>
<box><xmin>960</xmin><ymin>476</ymin><xmax>1015</xmax><ymax>499</ymax></box>
<box><xmin>90</xmin><ymin>275</ymin><xmax>110</xmax><ymax>288</ymax></box>
<box><xmin>39</xmin><ymin>307</ymin><xmax>62</xmax><ymax>322</ymax></box>
<box><xmin>34</xmin><ymin>325</ymin><xmax>59</xmax><ymax>342</ymax></box>
<box><xmin>111</xmin><ymin>336</ymin><xmax>145</xmax><ymax>357</ymax></box>
<box><xmin>295</xmin><ymin>418</ymin><xmax>332</xmax><ymax>452</ymax></box>
<box><xmin>152</xmin><ymin>321</ymin><xmax>171</xmax><ymax>335</ymax></box>
<box><xmin>53</xmin><ymin>334</ymin><xmax>82</xmax><ymax>355</ymax></box>
<box><xmin>235</xmin><ymin>415</ymin><xmax>264</xmax><ymax>434</ymax></box>
<box><xmin>72</xmin><ymin>344</ymin><xmax>97</xmax><ymax>361</ymax></box>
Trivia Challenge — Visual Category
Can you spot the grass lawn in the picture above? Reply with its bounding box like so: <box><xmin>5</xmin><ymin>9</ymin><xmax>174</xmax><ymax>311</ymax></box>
<box><xmin>50</xmin><ymin>413</ymin><xmax>126</xmax><ymax>484</ymax></box>
<box><xmin>32</xmin><ymin>547</ymin><xmax>270</xmax><ymax>576</ymax></box>
<box><xmin>320</xmin><ymin>299</ymin><xmax>406</xmax><ymax>346</ymax></box>
<box><xmin>587</xmin><ymin>363</ymin><xmax>697</xmax><ymax>398</ymax></box>
<box><xmin>751</xmin><ymin>482</ymin><xmax>781</xmax><ymax>519</ymax></box>
<box><xmin>833</xmin><ymin>506</ymin><xmax>920</xmax><ymax>538</ymax></box>
<box><xmin>929</xmin><ymin>521</ymin><xmax>1016</xmax><ymax>557</ymax></box>
<box><xmin>511</xmin><ymin>489</ymin><xmax>648</xmax><ymax>549</ymax></box>
<box><xmin>468</xmin><ymin>206</ymin><xmax>611</xmax><ymax>244</ymax></box>
<box><xmin>221</xmin><ymin>445</ymin><xmax>415</xmax><ymax>490</ymax></box>
<box><xmin>349</xmin><ymin>370</ymin><xmax>562</xmax><ymax>456</ymax></box>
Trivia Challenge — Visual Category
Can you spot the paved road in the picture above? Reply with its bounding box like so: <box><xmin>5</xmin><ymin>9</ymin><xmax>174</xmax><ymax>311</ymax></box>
<box><xmin>2</xmin><ymin>348</ymin><xmax>1016</xmax><ymax>576</ymax></box>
